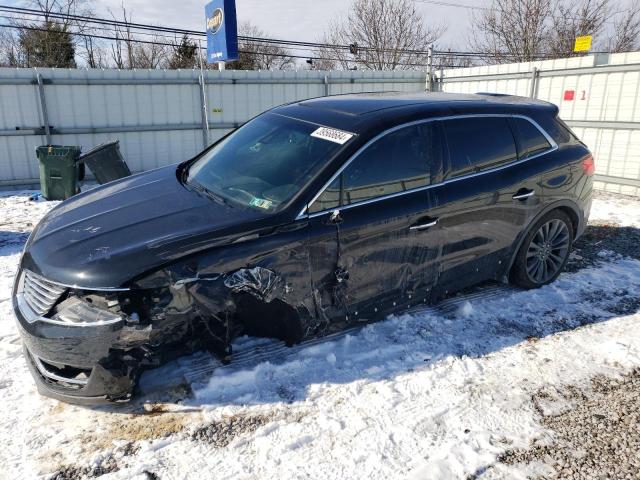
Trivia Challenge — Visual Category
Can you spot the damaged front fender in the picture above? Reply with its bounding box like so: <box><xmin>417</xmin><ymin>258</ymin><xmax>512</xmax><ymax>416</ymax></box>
<box><xmin>129</xmin><ymin>232</ymin><xmax>326</xmax><ymax>363</ymax></box>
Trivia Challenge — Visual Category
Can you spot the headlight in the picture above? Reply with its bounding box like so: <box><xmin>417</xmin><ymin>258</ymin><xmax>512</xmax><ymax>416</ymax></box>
<box><xmin>50</xmin><ymin>298</ymin><xmax>124</xmax><ymax>327</ymax></box>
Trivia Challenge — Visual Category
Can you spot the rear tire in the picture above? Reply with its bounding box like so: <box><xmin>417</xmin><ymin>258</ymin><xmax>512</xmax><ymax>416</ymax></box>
<box><xmin>511</xmin><ymin>210</ymin><xmax>574</xmax><ymax>289</ymax></box>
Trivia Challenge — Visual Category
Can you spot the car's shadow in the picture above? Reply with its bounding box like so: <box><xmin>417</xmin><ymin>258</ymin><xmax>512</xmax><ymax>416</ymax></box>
<box><xmin>0</xmin><ymin>231</ymin><xmax>29</xmax><ymax>257</ymax></box>
<box><xmin>38</xmin><ymin>223</ymin><xmax>640</xmax><ymax>413</ymax></box>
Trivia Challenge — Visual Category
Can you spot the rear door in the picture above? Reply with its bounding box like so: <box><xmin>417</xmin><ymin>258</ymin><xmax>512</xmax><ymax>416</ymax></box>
<box><xmin>426</xmin><ymin>115</ymin><xmax>548</xmax><ymax>297</ymax></box>
<box><xmin>304</xmin><ymin>122</ymin><xmax>445</xmax><ymax>328</ymax></box>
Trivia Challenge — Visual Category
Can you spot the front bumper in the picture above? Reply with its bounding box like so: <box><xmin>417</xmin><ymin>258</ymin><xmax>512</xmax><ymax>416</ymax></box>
<box><xmin>22</xmin><ymin>346</ymin><xmax>131</xmax><ymax>405</ymax></box>
<box><xmin>14</xmin><ymin>303</ymin><xmax>138</xmax><ymax>404</ymax></box>
<box><xmin>12</xmin><ymin>273</ymin><xmax>143</xmax><ymax>404</ymax></box>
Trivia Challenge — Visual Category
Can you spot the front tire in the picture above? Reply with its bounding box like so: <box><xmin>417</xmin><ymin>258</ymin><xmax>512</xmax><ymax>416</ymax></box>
<box><xmin>512</xmin><ymin>210</ymin><xmax>574</xmax><ymax>289</ymax></box>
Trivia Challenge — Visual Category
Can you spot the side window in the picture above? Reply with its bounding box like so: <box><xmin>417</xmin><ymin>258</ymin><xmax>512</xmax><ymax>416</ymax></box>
<box><xmin>309</xmin><ymin>177</ymin><xmax>340</xmax><ymax>213</ymax></box>
<box><xmin>443</xmin><ymin>117</ymin><xmax>517</xmax><ymax>178</ymax></box>
<box><xmin>341</xmin><ymin>124</ymin><xmax>437</xmax><ymax>206</ymax></box>
<box><xmin>309</xmin><ymin>123</ymin><xmax>440</xmax><ymax>213</ymax></box>
<box><xmin>511</xmin><ymin>117</ymin><xmax>552</xmax><ymax>159</ymax></box>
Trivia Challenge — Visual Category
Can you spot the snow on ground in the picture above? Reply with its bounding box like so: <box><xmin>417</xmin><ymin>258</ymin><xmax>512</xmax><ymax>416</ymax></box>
<box><xmin>0</xmin><ymin>190</ymin><xmax>639</xmax><ymax>480</ymax></box>
<box><xmin>590</xmin><ymin>191</ymin><xmax>640</xmax><ymax>227</ymax></box>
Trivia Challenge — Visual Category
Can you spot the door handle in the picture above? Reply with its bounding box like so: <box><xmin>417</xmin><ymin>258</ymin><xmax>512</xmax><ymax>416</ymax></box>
<box><xmin>410</xmin><ymin>218</ymin><xmax>439</xmax><ymax>231</ymax></box>
<box><xmin>512</xmin><ymin>189</ymin><xmax>535</xmax><ymax>200</ymax></box>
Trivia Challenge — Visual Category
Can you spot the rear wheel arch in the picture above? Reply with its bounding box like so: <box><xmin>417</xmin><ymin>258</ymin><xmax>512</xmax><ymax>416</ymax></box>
<box><xmin>501</xmin><ymin>200</ymin><xmax>582</xmax><ymax>283</ymax></box>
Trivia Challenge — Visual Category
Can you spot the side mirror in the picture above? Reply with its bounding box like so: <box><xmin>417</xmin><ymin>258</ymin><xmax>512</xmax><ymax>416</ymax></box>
<box><xmin>329</xmin><ymin>209</ymin><xmax>343</xmax><ymax>225</ymax></box>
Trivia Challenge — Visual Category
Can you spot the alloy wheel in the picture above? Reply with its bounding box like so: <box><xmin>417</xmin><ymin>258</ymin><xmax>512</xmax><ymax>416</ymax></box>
<box><xmin>525</xmin><ymin>219</ymin><xmax>571</xmax><ymax>284</ymax></box>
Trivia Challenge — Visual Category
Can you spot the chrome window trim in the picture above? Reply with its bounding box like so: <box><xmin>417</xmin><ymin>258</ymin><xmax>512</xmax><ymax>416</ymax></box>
<box><xmin>296</xmin><ymin>113</ymin><xmax>558</xmax><ymax>220</ymax></box>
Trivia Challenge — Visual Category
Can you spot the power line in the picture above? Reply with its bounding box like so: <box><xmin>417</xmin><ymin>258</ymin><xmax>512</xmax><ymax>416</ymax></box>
<box><xmin>413</xmin><ymin>0</ymin><xmax>485</xmax><ymax>9</ymax></box>
<box><xmin>412</xmin><ymin>0</ymin><xmax>627</xmax><ymax>27</ymax></box>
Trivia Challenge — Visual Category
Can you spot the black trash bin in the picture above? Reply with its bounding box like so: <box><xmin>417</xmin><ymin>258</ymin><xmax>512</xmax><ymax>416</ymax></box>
<box><xmin>36</xmin><ymin>145</ymin><xmax>84</xmax><ymax>200</ymax></box>
<box><xmin>80</xmin><ymin>141</ymin><xmax>131</xmax><ymax>185</ymax></box>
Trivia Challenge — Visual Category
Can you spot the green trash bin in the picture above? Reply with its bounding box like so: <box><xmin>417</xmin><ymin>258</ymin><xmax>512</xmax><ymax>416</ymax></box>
<box><xmin>36</xmin><ymin>145</ymin><xmax>84</xmax><ymax>200</ymax></box>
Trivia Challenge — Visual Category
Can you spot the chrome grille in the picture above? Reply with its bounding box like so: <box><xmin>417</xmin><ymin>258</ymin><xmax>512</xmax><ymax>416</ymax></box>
<box><xmin>22</xmin><ymin>270</ymin><xmax>67</xmax><ymax>317</ymax></box>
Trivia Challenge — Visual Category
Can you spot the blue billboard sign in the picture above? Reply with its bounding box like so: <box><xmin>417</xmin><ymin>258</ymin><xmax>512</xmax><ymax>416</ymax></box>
<box><xmin>205</xmin><ymin>0</ymin><xmax>238</xmax><ymax>63</ymax></box>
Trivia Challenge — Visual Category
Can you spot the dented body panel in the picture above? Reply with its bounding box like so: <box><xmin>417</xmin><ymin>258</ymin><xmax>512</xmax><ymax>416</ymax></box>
<box><xmin>12</xmin><ymin>92</ymin><xmax>593</xmax><ymax>404</ymax></box>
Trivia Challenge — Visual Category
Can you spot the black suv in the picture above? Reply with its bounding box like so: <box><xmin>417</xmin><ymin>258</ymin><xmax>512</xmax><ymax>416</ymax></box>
<box><xmin>12</xmin><ymin>92</ymin><xmax>594</xmax><ymax>404</ymax></box>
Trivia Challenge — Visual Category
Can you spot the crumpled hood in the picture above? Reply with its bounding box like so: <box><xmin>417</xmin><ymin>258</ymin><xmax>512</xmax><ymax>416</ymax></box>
<box><xmin>22</xmin><ymin>165</ymin><xmax>268</xmax><ymax>288</ymax></box>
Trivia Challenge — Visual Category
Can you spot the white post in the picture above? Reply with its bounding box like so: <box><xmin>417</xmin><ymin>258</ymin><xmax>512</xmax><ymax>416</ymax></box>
<box><xmin>198</xmin><ymin>40</ymin><xmax>210</xmax><ymax>149</ymax></box>
<box><xmin>218</xmin><ymin>61</ymin><xmax>226</xmax><ymax>71</ymax></box>
<box><xmin>427</xmin><ymin>44</ymin><xmax>434</xmax><ymax>92</ymax></box>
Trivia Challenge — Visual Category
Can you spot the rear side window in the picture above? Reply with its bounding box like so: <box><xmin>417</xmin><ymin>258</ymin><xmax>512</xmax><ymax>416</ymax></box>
<box><xmin>443</xmin><ymin>117</ymin><xmax>517</xmax><ymax>178</ymax></box>
<box><xmin>309</xmin><ymin>123</ymin><xmax>443</xmax><ymax>212</ymax></box>
<box><xmin>534</xmin><ymin>115</ymin><xmax>575</xmax><ymax>145</ymax></box>
<box><xmin>511</xmin><ymin>117</ymin><xmax>552</xmax><ymax>159</ymax></box>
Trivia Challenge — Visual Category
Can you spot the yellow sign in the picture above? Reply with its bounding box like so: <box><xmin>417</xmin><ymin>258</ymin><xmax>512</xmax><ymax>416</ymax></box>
<box><xmin>574</xmin><ymin>35</ymin><xmax>592</xmax><ymax>52</ymax></box>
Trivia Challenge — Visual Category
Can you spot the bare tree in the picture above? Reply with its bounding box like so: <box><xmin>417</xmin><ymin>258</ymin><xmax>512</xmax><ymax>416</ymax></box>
<box><xmin>0</xmin><ymin>29</ymin><xmax>18</xmax><ymax>67</ymax></box>
<box><xmin>109</xmin><ymin>4</ymin><xmax>168</xmax><ymax>69</ymax></box>
<box><xmin>316</xmin><ymin>0</ymin><xmax>444</xmax><ymax>70</ymax></box>
<box><xmin>547</xmin><ymin>0</ymin><xmax>610</xmax><ymax>57</ymax></box>
<box><xmin>227</xmin><ymin>22</ymin><xmax>295</xmax><ymax>70</ymax></box>
<box><xmin>80</xmin><ymin>35</ymin><xmax>108</xmax><ymax>68</ymax></box>
<box><xmin>131</xmin><ymin>40</ymin><xmax>168</xmax><ymax>69</ymax></box>
<box><xmin>472</xmin><ymin>0</ymin><xmax>552</xmax><ymax>63</ymax></box>
<box><xmin>608</xmin><ymin>0</ymin><xmax>640</xmax><ymax>52</ymax></box>
<box><xmin>30</xmin><ymin>0</ymin><xmax>81</xmax><ymax>25</ymax></box>
<box><xmin>110</xmin><ymin>4</ymin><xmax>135</xmax><ymax>68</ymax></box>
<box><xmin>474</xmin><ymin>0</ymin><xmax>640</xmax><ymax>63</ymax></box>
<box><xmin>306</xmin><ymin>55</ymin><xmax>337</xmax><ymax>71</ymax></box>
<box><xmin>434</xmin><ymin>49</ymin><xmax>474</xmax><ymax>69</ymax></box>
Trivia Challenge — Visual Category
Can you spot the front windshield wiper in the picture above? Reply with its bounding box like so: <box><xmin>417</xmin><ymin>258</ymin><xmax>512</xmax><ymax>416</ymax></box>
<box><xmin>185</xmin><ymin>178</ymin><xmax>231</xmax><ymax>207</ymax></box>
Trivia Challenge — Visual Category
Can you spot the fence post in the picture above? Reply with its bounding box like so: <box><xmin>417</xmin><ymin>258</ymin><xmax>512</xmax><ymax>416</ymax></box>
<box><xmin>426</xmin><ymin>44</ymin><xmax>434</xmax><ymax>92</ymax></box>
<box><xmin>198</xmin><ymin>40</ymin><xmax>210</xmax><ymax>149</ymax></box>
<box><xmin>324</xmin><ymin>75</ymin><xmax>329</xmax><ymax>96</ymax></box>
<box><xmin>529</xmin><ymin>67</ymin><xmax>539</xmax><ymax>99</ymax></box>
<box><xmin>36</xmin><ymin>72</ymin><xmax>51</xmax><ymax>144</ymax></box>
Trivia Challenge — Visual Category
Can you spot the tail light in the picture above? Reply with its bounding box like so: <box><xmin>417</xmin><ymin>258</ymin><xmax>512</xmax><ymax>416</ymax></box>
<box><xmin>582</xmin><ymin>154</ymin><xmax>595</xmax><ymax>176</ymax></box>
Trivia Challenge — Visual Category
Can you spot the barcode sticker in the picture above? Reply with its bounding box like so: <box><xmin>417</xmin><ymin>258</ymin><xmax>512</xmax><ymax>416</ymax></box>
<box><xmin>310</xmin><ymin>127</ymin><xmax>354</xmax><ymax>145</ymax></box>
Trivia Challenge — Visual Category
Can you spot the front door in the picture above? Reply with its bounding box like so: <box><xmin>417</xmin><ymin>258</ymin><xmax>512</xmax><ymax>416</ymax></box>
<box><xmin>304</xmin><ymin>121</ymin><xmax>445</xmax><ymax>329</ymax></box>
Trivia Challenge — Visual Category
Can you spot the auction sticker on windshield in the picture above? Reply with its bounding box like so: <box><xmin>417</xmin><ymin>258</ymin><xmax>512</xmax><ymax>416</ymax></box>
<box><xmin>311</xmin><ymin>127</ymin><xmax>354</xmax><ymax>145</ymax></box>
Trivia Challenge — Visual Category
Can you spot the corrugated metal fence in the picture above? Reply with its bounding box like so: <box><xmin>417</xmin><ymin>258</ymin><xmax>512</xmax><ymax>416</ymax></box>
<box><xmin>0</xmin><ymin>68</ymin><xmax>427</xmax><ymax>186</ymax></box>
<box><xmin>440</xmin><ymin>52</ymin><xmax>640</xmax><ymax>196</ymax></box>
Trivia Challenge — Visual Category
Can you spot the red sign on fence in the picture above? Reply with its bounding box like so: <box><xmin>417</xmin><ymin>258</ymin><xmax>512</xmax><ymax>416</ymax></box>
<box><xmin>564</xmin><ymin>90</ymin><xmax>575</xmax><ymax>101</ymax></box>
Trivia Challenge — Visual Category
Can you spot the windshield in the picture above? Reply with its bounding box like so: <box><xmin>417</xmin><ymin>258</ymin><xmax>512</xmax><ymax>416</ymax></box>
<box><xmin>187</xmin><ymin>113</ymin><xmax>352</xmax><ymax>213</ymax></box>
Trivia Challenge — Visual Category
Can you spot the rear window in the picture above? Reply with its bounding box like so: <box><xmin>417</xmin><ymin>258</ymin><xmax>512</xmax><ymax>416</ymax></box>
<box><xmin>511</xmin><ymin>117</ymin><xmax>552</xmax><ymax>159</ymax></box>
<box><xmin>443</xmin><ymin>117</ymin><xmax>517</xmax><ymax>178</ymax></box>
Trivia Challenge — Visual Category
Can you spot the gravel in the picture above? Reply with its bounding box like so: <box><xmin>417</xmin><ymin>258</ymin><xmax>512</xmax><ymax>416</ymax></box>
<box><xmin>191</xmin><ymin>413</ymin><xmax>273</xmax><ymax>447</ymax></box>
<box><xmin>497</xmin><ymin>370</ymin><xmax>640</xmax><ymax>479</ymax></box>
<box><xmin>566</xmin><ymin>223</ymin><xmax>640</xmax><ymax>273</ymax></box>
